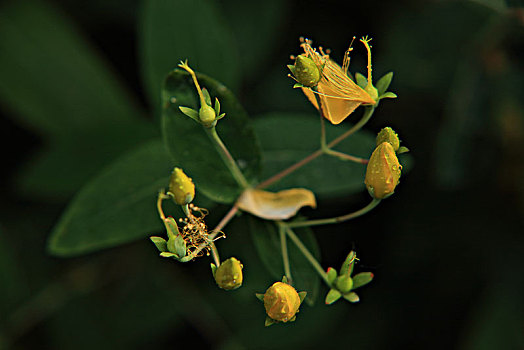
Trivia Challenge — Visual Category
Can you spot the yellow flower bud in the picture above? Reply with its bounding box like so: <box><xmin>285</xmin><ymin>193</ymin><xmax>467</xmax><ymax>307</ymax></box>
<box><xmin>288</xmin><ymin>54</ymin><xmax>321</xmax><ymax>87</ymax></box>
<box><xmin>199</xmin><ymin>104</ymin><xmax>216</xmax><ymax>127</ymax></box>
<box><xmin>214</xmin><ymin>257</ymin><xmax>243</xmax><ymax>290</ymax></box>
<box><xmin>263</xmin><ymin>282</ymin><xmax>301</xmax><ymax>322</ymax></box>
<box><xmin>168</xmin><ymin>167</ymin><xmax>195</xmax><ymax>205</ymax></box>
<box><xmin>376</xmin><ymin>127</ymin><xmax>400</xmax><ymax>151</ymax></box>
<box><xmin>365</xmin><ymin>142</ymin><xmax>402</xmax><ymax>199</ymax></box>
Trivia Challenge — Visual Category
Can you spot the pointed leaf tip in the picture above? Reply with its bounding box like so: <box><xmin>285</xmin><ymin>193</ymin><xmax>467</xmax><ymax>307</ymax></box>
<box><xmin>325</xmin><ymin>289</ymin><xmax>342</xmax><ymax>305</ymax></box>
<box><xmin>376</xmin><ymin>72</ymin><xmax>394</xmax><ymax>95</ymax></box>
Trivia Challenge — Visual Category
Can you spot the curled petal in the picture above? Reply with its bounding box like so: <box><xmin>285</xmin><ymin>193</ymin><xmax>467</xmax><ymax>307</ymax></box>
<box><xmin>237</xmin><ymin>188</ymin><xmax>316</xmax><ymax>220</ymax></box>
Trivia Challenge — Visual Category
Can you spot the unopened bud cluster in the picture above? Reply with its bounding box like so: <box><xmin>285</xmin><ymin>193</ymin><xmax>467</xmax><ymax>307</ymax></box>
<box><xmin>365</xmin><ymin>127</ymin><xmax>405</xmax><ymax>199</ymax></box>
<box><xmin>325</xmin><ymin>251</ymin><xmax>374</xmax><ymax>305</ymax></box>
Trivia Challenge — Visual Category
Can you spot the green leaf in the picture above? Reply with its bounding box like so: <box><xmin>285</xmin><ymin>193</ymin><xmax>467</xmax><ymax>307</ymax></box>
<box><xmin>178</xmin><ymin>106</ymin><xmax>200</xmax><ymax>122</ymax></box>
<box><xmin>0</xmin><ymin>228</ymin><xmax>26</xmax><ymax>316</ymax></box>
<box><xmin>376</xmin><ymin>72</ymin><xmax>394</xmax><ymax>95</ymax></box>
<box><xmin>150</xmin><ymin>236</ymin><xmax>168</xmax><ymax>252</ymax></box>
<box><xmin>248</xmin><ymin>216</ymin><xmax>321</xmax><ymax>306</ymax></box>
<box><xmin>340</xmin><ymin>251</ymin><xmax>357</xmax><ymax>276</ymax></box>
<box><xmin>265</xmin><ymin>317</ymin><xmax>276</xmax><ymax>327</ymax></box>
<box><xmin>397</xmin><ymin>146</ymin><xmax>410</xmax><ymax>154</ymax></box>
<box><xmin>173</xmin><ymin>235</ymin><xmax>187</xmax><ymax>258</ymax></box>
<box><xmin>139</xmin><ymin>0</ymin><xmax>240</xmax><ymax>115</ymax></box>
<box><xmin>159</xmin><ymin>252</ymin><xmax>177</xmax><ymax>258</ymax></box>
<box><xmin>326</xmin><ymin>267</ymin><xmax>337</xmax><ymax>285</ymax></box>
<box><xmin>221</xmin><ymin>0</ymin><xmax>287</xmax><ymax>79</ymax></box>
<box><xmin>298</xmin><ymin>291</ymin><xmax>307</xmax><ymax>304</ymax></box>
<box><xmin>325</xmin><ymin>289</ymin><xmax>342</xmax><ymax>305</ymax></box>
<box><xmin>162</xmin><ymin>70</ymin><xmax>261</xmax><ymax>203</ymax></box>
<box><xmin>15</xmin><ymin>123</ymin><xmax>157</xmax><ymax>199</ymax></box>
<box><xmin>202</xmin><ymin>88</ymin><xmax>212</xmax><ymax>107</ymax></box>
<box><xmin>352</xmin><ymin>272</ymin><xmax>374</xmax><ymax>289</ymax></box>
<box><xmin>379</xmin><ymin>91</ymin><xmax>397</xmax><ymax>100</ymax></box>
<box><xmin>355</xmin><ymin>72</ymin><xmax>367</xmax><ymax>89</ymax></box>
<box><xmin>253</xmin><ymin>113</ymin><xmax>376</xmax><ymax>198</ymax></box>
<box><xmin>0</xmin><ymin>0</ymin><xmax>156</xmax><ymax>198</ymax></box>
<box><xmin>48</xmin><ymin>139</ymin><xmax>173</xmax><ymax>257</ymax></box>
<box><xmin>0</xmin><ymin>0</ymin><xmax>146</xmax><ymax>136</ymax></box>
<box><xmin>343</xmin><ymin>292</ymin><xmax>360</xmax><ymax>303</ymax></box>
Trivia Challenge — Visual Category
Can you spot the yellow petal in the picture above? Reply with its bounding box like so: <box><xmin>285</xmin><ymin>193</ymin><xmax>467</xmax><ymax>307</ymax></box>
<box><xmin>299</xmin><ymin>38</ymin><xmax>376</xmax><ymax>125</ymax></box>
<box><xmin>237</xmin><ymin>188</ymin><xmax>316</xmax><ymax>220</ymax></box>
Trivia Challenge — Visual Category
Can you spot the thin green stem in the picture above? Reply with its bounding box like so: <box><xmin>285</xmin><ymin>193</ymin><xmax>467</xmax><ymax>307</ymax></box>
<box><xmin>286</xmin><ymin>198</ymin><xmax>381</xmax><ymax>228</ymax></box>
<box><xmin>319</xmin><ymin>108</ymin><xmax>327</xmax><ymax>149</ymax></box>
<box><xmin>283</xmin><ymin>225</ymin><xmax>330</xmax><ymax>285</ymax></box>
<box><xmin>257</xmin><ymin>106</ymin><xmax>375</xmax><ymax>189</ymax></box>
<box><xmin>327</xmin><ymin>106</ymin><xmax>375</xmax><ymax>149</ymax></box>
<box><xmin>206</xmin><ymin>127</ymin><xmax>250</xmax><ymax>190</ymax></box>
<box><xmin>182</xmin><ymin>204</ymin><xmax>191</xmax><ymax>218</ymax></box>
<box><xmin>157</xmin><ymin>191</ymin><xmax>168</xmax><ymax>221</ymax></box>
<box><xmin>279</xmin><ymin>224</ymin><xmax>293</xmax><ymax>282</ymax></box>
<box><xmin>323</xmin><ymin>148</ymin><xmax>369</xmax><ymax>164</ymax></box>
<box><xmin>209</xmin><ymin>242</ymin><xmax>220</xmax><ymax>267</ymax></box>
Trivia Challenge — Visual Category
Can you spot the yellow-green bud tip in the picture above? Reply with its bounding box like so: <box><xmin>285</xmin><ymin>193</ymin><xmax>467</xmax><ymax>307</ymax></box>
<box><xmin>364</xmin><ymin>142</ymin><xmax>402</xmax><ymax>199</ymax></box>
<box><xmin>214</xmin><ymin>257</ymin><xmax>243</xmax><ymax>290</ymax></box>
<box><xmin>168</xmin><ymin>167</ymin><xmax>195</xmax><ymax>205</ymax></box>
<box><xmin>289</xmin><ymin>54</ymin><xmax>321</xmax><ymax>87</ymax></box>
<box><xmin>376</xmin><ymin>127</ymin><xmax>400</xmax><ymax>151</ymax></box>
<box><xmin>263</xmin><ymin>282</ymin><xmax>301</xmax><ymax>322</ymax></box>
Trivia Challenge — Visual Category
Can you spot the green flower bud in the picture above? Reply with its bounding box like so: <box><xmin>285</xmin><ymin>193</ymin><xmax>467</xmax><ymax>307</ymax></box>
<box><xmin>168</xmin><ymin>168</ymin><xmax>195</xmax><ymax>205</ymax></box>
<box><xmin>214</xmin><ymin>257</ymin><xmax>243</xmax><ymax>290</ymax></box>
<box><xmin>335</xmin><ymin>275</ymin><xmax>354</xmax><ymax>294</ymax></box>
<box><xmin>263</xmin><ymin>282</ymin><xmax>301</xmax><ymax>322</ymax></box>
<box><xmin>288</xmin><ymin>54</ymin><xmax>321</xmax><ymax>87</ymax></box>
<box><xmin>199</xmin><ymin>104</ymin><xmax>216</xmax><ymax>127</ymax></box>
<box><xmin>365</xmin><ymin>142</ymin><xmax>402</xmax><ymax>199</ymax></box>
<box><xmin>376</xmin><ymin>127</ymin><xmax>400</xmax><ymax>151</ymax></box>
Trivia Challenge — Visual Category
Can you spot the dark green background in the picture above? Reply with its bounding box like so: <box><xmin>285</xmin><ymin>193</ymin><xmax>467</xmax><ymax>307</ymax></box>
<box><xmin>1</xmin><ymin>0</ymin><xmax>523</xmax><ymax>349</ymax></box>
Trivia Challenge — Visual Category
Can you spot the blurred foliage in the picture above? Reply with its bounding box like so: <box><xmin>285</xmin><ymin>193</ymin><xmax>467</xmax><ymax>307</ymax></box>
<box><xmin>1</xmin><ymin>0</ymin><xmax>523</xmax><ymax>349</ymax></box>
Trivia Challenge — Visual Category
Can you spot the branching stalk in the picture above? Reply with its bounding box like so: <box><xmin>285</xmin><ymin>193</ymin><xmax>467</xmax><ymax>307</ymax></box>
<box><xmin>257</xmin><ymin>106</ymin><xmax>375</xmax><ymax>189</ymax></box>
<box><xmin>282</xmin><ymin>225</ymin><xmax>330</xmax><ymax>285</ymax></box>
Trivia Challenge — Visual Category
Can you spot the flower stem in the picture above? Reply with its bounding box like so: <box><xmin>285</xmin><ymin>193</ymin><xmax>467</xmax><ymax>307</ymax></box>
<box><xmin>279</xmin><ymin>224</ymin><xmax>293</xmax><ymax>283</ymax></box>
<box><xmin>282</xmin><ymin>225</ymin><xmax>329</xmax><ymax>285</ymax></box>
<box><xmin>323</xmin><ymin>148</ymin><xmax>368</xmax><ymax>164</ymax></box>
<box><xmin>286</xmin><ymin>198</ymin><xmax>381</xmax><ymax>229</ymax></box>
<box><xmin>257</xmin><ymin>106</ymin><xmax>375</xmax><ymax>189</ymax></box>
<box><xmin>209</xmin><ymin>242</ymin><xmax>220</xmax><ymax>267</ymax></box>
<box><xmin>206</xmin><ymin>126</ymin><xmax>250</xmax><ymax>190</ymax></box>
<box><xmin>157</xmin><ymin>191</ymin><xmax>168</xmax><ymax>221</ymax></box>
